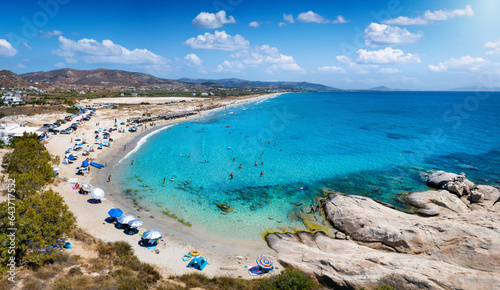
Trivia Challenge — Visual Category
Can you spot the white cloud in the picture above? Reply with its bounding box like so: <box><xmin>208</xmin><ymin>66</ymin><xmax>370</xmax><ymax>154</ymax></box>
<box><xmin>356</xmin><ymin>47</ymin><xmax>421</xmax><ymax>64</ymax></box>
<box><xmin>229</xmin><ymin>44</ymin><xmax>303</xmax><ymax>74</ymax></box>
<box><xmin>185</xmin><ymin>30</ymin><xmax>250</xmax><ymax>51</ymax></box>
<box><xmin>364</xmin><ymin>23</ymin><xmax>423</xmax><ymax>46</ymax></box>
<box><xmin>428</xmin><ymin>56</ymin><xmax>486</xmax><ymax>72</ymax></box>
<box><xmin>0</xmin><ymin>39</ymin><xmax>17</xmax><ymax>57</ymax></box>
<box><xmin>278</xmin><ymin>22</ymin><xmax>287</xmax><ymax>27</ymax></box>
<box><xmin>184</xmin><ymin>53</ymin><xmax>203</xmax><ymax>66</ymax></box>
<box><xmin>40</xmin><ymin>29</ymin><xmax>63</xmax><ymax>38</ymax></box>
<box><xmin>216</xmin><ymin>60</ymin><xmax>244</xmax><ymax>73</ymax></box>
<box><xmin>283</xmin><ymin>14</ymin><xmax>294</xmax><ymax>23</ymax></box>
<box><xmin>192</xmin><ymin>11</ymin><xmax>236</xmax><ymax>29</ymax></box>
<box><xmin>16</xmin><ymin>63</ymin><xmax>26</xmax><ymax>69</ymax></box>
<box><xmin>297</xmin><ymin>11</ymin><xmax>329</xmax><ymax>23</ymax></box>
<box><xmin>317</xmin><ymin>66</ymin><xmax>345</xmax><ymax>73</ymax></box>
<box><xmin>378</xmin><ymin>68</ymin><xmax>401</xmax><ymax>74</ymax></box>
<box><xmin>53</xmin><ymin>36</ymin><xmax>169</xmax><ymax>69</ymax></box>
<box><xmin>23</xmin><ymin>42</ymin><xmax>32</xmax><ymax>50</ymax></box>
<box><xmin>484</xmin><ymin>38</ymin><xmax>500</xmax><ymax>55</ymax></box>
<box><xmin>296</xmin><ymin>11</ymin><xmax>347</xmax><ymax>24</ymax></box>
<box><xmin>383</xmin><ymin>5</ymin><xmax>474</xmax><ymax>25</ymax></box>
<box><xmin>266</xmin><ymin>63</ymin><xmax>303</xmax><ymax>74</ymax></box>
<box><xmin>332</xmin><ymin>15</ymin><xmax>348</xmax><ymax>24</ymax></box>
<box><xmin>336</xmin><ymin>55</ymin><xmax>351</xmax><ymax>63</ymax></box>
<box><xmin>249</xmin><ymin>21</ymin><xmax>261</xmax><ymax>27</ymax></box>
<box><xmin>54</xmin><ymin>62</ymin><xmax>66</xmax><ymax>68</ymax></box>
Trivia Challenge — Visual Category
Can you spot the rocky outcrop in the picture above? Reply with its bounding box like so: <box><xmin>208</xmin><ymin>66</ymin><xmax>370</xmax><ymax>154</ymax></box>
<box><xmin>266</xmin><ymin>231</ymin><xmax>500</xmax><ymax>290</ymax></box>
<box><xmin>426</xmin><ymin>170</ymin><xmax>474</xmax><ymax>196</ymax></box>
<box><xmin>266</xmin><ymin>171</ymin><xmax>500</xmax><ymax>289</ymax></box>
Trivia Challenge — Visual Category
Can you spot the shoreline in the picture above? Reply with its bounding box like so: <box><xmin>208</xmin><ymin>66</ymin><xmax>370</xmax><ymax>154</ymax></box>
<box><xmin>47</xmin><ymin>93</ymin><xmax>284</xmax><ymax>278</ymax></box>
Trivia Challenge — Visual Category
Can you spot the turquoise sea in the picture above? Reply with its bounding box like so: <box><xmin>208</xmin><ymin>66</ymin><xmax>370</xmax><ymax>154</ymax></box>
<box><xmin>115</xmin><ymin>91</ymin><xmax>500</xmax><ymax>241</ymax></box>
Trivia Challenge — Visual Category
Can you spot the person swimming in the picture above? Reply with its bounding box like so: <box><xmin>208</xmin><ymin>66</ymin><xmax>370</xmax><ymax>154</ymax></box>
<box><xmin>239</xmin><ymin>164</ymin><xmax>242</xmax><ymax>169</ymax></box>
<box><xmin>255</xmin><ymin>161</ymin><xmax>257</xmax><ymax>166</ymax></box>
<box><xmin>230</xmin><ymin>173</ymin><xmax>234</xmax><ymax>179</ymax></box>
<box><xmin>260</xmin><ymin>171</ymin><xmax>263</xmax><ymax>177</ymax></box>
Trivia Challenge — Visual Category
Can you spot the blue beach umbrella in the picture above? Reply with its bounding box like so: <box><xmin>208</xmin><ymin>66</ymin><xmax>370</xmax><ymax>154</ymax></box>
<box><xmin>82</xmin><ymin>160</ymin><xmax>90</xmax><ymax>167</ymax></box>
<box><xmin>108</xmin><ymin>208</ymin><xmax>123</xmax><ymax>218</ymax></box>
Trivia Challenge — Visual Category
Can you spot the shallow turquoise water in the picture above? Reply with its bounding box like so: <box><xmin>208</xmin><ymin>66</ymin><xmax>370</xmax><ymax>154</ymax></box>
<box><xmin>115</xmin><ymin>91</ymin><xmax>500</xmax><ymax>241</ymax></box>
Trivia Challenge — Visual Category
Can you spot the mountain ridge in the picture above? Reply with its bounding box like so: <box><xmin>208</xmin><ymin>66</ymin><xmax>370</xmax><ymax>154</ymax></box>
<box><xmin>16</xmin><ymin>68</ymin><xmax>338</xmax><ymax>91</ymax></box>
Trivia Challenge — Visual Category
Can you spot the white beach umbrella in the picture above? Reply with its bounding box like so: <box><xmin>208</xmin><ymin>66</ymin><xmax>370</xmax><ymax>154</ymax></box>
<box><xmin>128</xmin><ymin>220</ymin><xmax>143</xmax><ymax>228</ymax></box>
<box><xmin>90</xmin><ymin>187</ymin><xmax>105</xmax><ymax>200</ymax></box>
<box><xmin>117</xmin><ymin>214</ymin><xmax>135</xmax><ymax>224</ymax></box>
<box><xmin>81</xmin><ymin>183</ymin><xmax>92</xmax><ymax>190</ymax></box>
<box><xmin>53</xmin><ymin>166</ymin><xmax>61</xmax><ymax>171</ymax></box>
<box><xmin>76</xmin><ymin>135</ymin><xmax>83</xmax><ymax>138</ymax></box>
<box><xmin>142</xmin><ymin>230</ymin><xmax>162</xmax><ymax>240</ymax></box>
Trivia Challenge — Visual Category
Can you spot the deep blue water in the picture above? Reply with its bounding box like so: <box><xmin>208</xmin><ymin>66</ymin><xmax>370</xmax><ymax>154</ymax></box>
<box><xmin>115</xmin><ymin>91</ymin><xmax>500</xmax><ymax>241</ymax></box>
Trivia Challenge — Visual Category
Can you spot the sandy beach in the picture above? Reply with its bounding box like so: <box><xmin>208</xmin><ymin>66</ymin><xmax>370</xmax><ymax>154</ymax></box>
<box><xmin>42</xmin><ymin>93</ymin><xmax>283</xmax><ymax>278</ymax></box>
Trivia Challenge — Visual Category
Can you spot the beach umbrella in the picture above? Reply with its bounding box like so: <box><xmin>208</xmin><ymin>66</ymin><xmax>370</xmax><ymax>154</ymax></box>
<box><xmin>128</xmin><ymin>220</ymin><xmax>143</xmax><ymax>228</ymax></box>
<box><xmin>103</xmin><ymin>140</ymin><xmax>109</xmax><ymax>144</ymax></box>
<box><xmin>117</xmin><ymin>214</ymin><xmax>135</xmax><ymax>224</ymax></box>
<box><xmin>76</xmin><ymin>135</ymin><xmax>83</xmax><ymax>138</ymax></box>
<box><xmin>142</xmin><ymin>230</ymin><xmax>162</xmax><ymax>240</ymax></box>
<box><xmin>82</xmin><ymin>160</ymin><xmax>89</xmax><ymax>167</ymax></box>
<box><xmin>90</xmin><ymin>188</ymin><xmax>105</xmax><ymax>200</ymax></box>
<box><xmin>256</xmin><ymin>258</ymin><xmax>273</xmax><ymax>270</ymax></box>
<box><xmin>81</xmin><ymin>182</ymin><xmax>91</xmax><ymax>190</ymax></box>
<box><xmin>53</xmin><ymin>166</ymin><xmax>61</xmax><ymax>171</ymax></box>
<box><xmin>108</xmin><ymin>208</ymin><xmax>123</xmax><ymax>218</ymax></box>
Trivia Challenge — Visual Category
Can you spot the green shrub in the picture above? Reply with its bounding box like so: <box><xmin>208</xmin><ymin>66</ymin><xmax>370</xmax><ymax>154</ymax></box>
<box><xmin>375</xmin><ymin>285</ymin><xmax>395</xmax><ymax>290</ymax></box>
<box><xmin>260</xmin><ymin>268</ymin><xmax>315</xmax><ymax>290</ymax></box>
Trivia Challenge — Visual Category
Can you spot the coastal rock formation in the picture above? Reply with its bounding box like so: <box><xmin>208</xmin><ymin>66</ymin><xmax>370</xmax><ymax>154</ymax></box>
<box><xmin>426</xmin><ymin>170</ymin><xmax>474</xmax><ymax>196</ymax></box>
<box><xmin>266</xmin><ymin>231</ymin><xmax>500</xmax><ymax>290</ymax></box>
<box><xmin>266</xmin><ymin>171</ymin><xmax>500</xmax><ymax>289</ymax></box>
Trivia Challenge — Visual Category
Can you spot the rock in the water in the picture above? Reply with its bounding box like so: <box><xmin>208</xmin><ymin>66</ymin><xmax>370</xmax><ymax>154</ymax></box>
<box><xmin>426</xmin><ymin>170</ymin><xmax>460</xmax><ymax>188</ymax></box>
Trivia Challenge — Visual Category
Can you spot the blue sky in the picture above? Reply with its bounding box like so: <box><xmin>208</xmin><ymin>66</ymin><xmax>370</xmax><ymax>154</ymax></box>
<box><xmin>1</xmin><ymin>0</ymin><xmax>500</xmax><ymax>90</ymax></box>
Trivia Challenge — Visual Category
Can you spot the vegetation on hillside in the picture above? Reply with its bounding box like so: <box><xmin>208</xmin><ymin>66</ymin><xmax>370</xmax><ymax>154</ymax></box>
<box><xmin>0</xmin><ymin>133</ymin><xmax>75</xmax><ymax>269</ymax></box>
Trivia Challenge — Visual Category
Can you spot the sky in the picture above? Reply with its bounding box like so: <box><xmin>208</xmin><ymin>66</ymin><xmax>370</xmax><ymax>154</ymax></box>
<box><xmin>1</xmin><ymin>0</ymin><xmax>500</xmax><ymax>90</ymax></box>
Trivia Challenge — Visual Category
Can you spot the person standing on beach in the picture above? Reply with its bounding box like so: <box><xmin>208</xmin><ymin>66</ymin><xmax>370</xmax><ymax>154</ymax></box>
<box><xmin>310</xmin><ymin>204</ymin><xmax>315</xmax><ymax>213</ymax></box>
<box><xmin>124</xmin><ymin>145</ymin><xmax>126</xmax><ymax>151</ymax></box>
<box><xmin>108</xmin><ymin>175</ymin><xmax>111</xmax><ymax>182</ymax></box>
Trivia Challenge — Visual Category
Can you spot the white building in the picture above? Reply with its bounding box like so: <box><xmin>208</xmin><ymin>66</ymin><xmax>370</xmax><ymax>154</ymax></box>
<box><xmin>0</xmin><ymin>124</ymin><xmax>46</xmax><ymax>144</ymax></box>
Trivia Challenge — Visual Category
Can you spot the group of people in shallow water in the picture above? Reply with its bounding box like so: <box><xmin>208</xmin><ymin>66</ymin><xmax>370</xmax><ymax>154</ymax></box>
<box><xmin>229</xmin><ymin>157</ymin><xmax>264</xmax><ymax>180</ymax></box>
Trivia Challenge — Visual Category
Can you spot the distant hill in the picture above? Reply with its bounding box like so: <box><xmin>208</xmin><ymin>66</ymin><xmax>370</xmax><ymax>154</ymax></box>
<box><xmin>19</xmin><ymin>68</ymin><xmax>338</xmax><ymax>92</ymax></box>
<box><xmin>366</xmin><ymin>86</ymin><xmax>405</xmax><ymax>91</ymax></box>
<box><xmin>0</xmin><ymin>70</ymin><xmax>31</xmax><ymax>89</ymax></box>
<box><xmin>20</xmin><ymin>68</ymin><xmax>182</xmax><ymax>87</ymax></box>
<box><xmin>178</xmin><ymin>78</ymin><xmax>340</xmax><ymax>91</ymax></box>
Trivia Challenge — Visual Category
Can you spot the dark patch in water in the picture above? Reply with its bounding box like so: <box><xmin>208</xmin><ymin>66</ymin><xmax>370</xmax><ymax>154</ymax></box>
<box><xmin>387</xmin><ymin>133</ymin><xmax>415</xmax><ymax>140</ymax></box>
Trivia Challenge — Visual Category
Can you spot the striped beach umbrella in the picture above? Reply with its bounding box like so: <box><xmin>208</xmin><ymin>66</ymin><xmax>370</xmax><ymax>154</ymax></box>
<box><xmin>256</xmin><ymin>258</ymin><xmax>273</xmax><ymax>270</ymax></box>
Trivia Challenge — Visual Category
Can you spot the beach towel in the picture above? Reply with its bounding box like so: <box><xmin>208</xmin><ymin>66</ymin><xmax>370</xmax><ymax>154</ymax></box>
<box><xmin>182</xmin><ymin>253</ymin><xmax>193</xmax><ymax>261</ymax></box>
<box><xmin>248</xmin><ymin>266</ymin><xmax>262</xmax><ymax>276</ymax></box>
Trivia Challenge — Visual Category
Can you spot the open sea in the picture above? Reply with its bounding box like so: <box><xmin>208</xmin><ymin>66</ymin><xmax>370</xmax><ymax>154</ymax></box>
<box><xmin>114</xmin><ymin>91</ymin><xmax>500</xmax><ymax>242</ymax></box>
